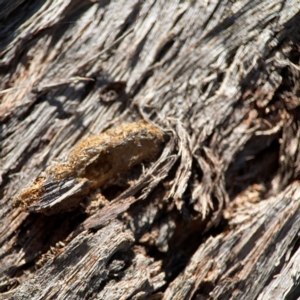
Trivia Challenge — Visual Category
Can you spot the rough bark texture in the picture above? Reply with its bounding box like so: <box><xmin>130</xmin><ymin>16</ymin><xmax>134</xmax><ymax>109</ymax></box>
<box><xmin>1</xmin><ymin>0</ymin><xmax>300</xmax><ymax>299</ymax></box>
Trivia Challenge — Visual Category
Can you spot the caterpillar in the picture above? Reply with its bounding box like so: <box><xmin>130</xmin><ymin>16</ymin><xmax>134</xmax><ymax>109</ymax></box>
<box><xmin>13</xmin><ymin>121</ymin><xmax>164</xmax><ymax>214</ymax></box>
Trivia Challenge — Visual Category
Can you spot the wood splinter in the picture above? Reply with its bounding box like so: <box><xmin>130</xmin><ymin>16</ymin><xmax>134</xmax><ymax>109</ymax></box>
<box><xmin>13</xmin><ymin>121</ymin><xmax>164</xmax><ymax>215</ymax></box>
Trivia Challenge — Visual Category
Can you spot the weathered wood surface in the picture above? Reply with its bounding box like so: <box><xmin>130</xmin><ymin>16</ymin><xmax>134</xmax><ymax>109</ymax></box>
<box><xmin>0</xmin><ymin>0</ymin><xmax>300</xmax><ymax>299</ymax></box>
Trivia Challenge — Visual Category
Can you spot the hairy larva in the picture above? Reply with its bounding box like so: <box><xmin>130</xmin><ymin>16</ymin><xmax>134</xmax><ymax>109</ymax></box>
<box><xmin>13</xmin><ymin>121</ymin><xmax>164</xmax><ymax>214</ymax></box>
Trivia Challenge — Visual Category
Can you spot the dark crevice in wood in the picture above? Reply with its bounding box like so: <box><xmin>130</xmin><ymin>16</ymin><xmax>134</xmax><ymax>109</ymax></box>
<box><xmin>154</xmin><ymin>39</ymin><xmax>175</xmax><ymax>64</ymax></box>
<box><xmin>115</xmin><ymin>2</ymin><xmax>140</xmax><ymax>41</ymax></box>
<box><xmin>226</xmin><ymin>138</ymin><xmax>280</xmax><ymax>200</ymax></box>
<box><xmin>130</xmin><ymin>68</ymin><xmax>154</xmax><ymax>98</ymax></box>
<box><xmin>0</xmin><ymin>0</ymin><xmax>45</xmax><ymax>55</ymax></box>
<box><xmin>129</xmin><ymin>28</ymin><xmax>153</xmax><ymax>70</ymax></box>
<box><xmin>2</xmin><ymin>210</ymin><xmax>87</xmax><ymax>277</ymax></box>
<box><xmin>202</xmin><ymin>0</ymin><xmax>242</xmax><ymax>41</ymax></box>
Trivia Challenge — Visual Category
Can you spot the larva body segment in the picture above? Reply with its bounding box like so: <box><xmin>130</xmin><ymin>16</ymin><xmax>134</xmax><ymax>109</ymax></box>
<box><xmin>13</xmin><ymin>122</ymin><xmax>164</xmax><ymax>214</ymax></box>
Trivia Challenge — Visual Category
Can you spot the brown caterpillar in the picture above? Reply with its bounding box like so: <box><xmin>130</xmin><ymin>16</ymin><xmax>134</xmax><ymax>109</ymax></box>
<box><xmin>13</xmin><ymin>121</ymin><xmax>164</xmax><ymax>214</ymax></box>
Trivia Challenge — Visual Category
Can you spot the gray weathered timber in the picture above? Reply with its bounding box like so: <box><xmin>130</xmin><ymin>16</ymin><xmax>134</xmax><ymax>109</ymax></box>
<box><xmin>164</xmin><ymin>183</ymin><xmax>300</xmax><ymax>299</ymax></box>
<box><xmin>1</xmin><ymin>0</ymin><xmax>300</xmax><ymax>299</ymax></box>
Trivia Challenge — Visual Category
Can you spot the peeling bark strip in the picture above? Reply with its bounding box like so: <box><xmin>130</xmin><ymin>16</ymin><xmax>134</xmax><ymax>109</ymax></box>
<box><xmin>13</xmin><ymin>122</ymin><xmax>164</xmax><ymax>214</ymax></box>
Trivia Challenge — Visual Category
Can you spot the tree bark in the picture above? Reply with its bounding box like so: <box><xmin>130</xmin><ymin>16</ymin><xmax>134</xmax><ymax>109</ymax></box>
<box><xmin>1</xmin><ymin>0</ymin><xmax>300</xmax><ymax>299</ymax></box>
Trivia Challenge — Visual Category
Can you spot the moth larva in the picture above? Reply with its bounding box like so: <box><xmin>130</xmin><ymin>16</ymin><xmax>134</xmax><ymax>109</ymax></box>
<box><xmin>13</xmin><ymin>121</ymin><xmax>164</xmax><ymax>214</ymax></box>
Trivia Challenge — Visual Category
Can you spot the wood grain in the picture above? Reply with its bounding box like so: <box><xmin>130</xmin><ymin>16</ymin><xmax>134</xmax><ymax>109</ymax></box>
<box><xmin>1</xmin><ymin>0</ymin><xmax>300</xmax><ymax>299</ymax></box>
